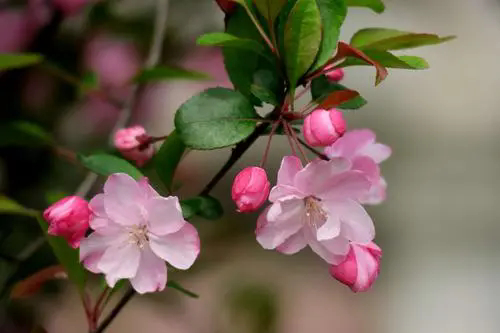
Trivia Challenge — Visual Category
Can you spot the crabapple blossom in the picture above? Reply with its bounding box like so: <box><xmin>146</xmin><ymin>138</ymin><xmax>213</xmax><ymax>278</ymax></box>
<box><xmin>43</xmin><ymin>196</ymin><xmax>91</xmax><ymax>248</ymax></box>
<box><xmin>325</xmin><ymin>67</ymin><xmax>345</xmax><ymax>82</ymax></box>
<box><xmin>256</xmin><ymin>156</ymin><xmax>375</xmax><ymax>264</ymax></box>
<box><xmin>79</xmin><ymin>174</ymin><xmax>200</xmax><ymax>294</ymax></box>
<box><xmin>329</xmin><ymin>241</ymin><xmax>382</xmax><ymax>292</ymax></box>
<box><xmin>325</xmin><ymin>129</ymin><xmax>391</xmax><ymax>204</ymax></box>
<box><xmin>303</xmin><ymin>109</ymin><xmax>346</xmax><ymax>147</ymax></box>
<box><xmin>232</xmin><ymin>167</ymin><xmax>270</xmax><ymax>212</ymax></box>
<box><xmin>114</xmin><ymin>126</ymin><xmax>154</xmax><ymax>167</ymax></box>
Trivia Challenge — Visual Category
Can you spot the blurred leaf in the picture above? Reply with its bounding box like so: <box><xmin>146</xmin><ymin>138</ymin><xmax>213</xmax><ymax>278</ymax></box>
<box><xmin>0</xmin><ymin>53</ymin><xmax>43</xmax><ymax>71</ymax></box>
<box><xmin>317</xmin><ymin>90</ymin><xmax>360</xmax><ymax>110</ymax></box>
<box><xmin>0</xmin><ymin>196</ymin><xmax>38</xmax><ymax>216</ymax></box>
<box><xmin>155</xmin><ymin>131</ymin><xmax>186</xmax><ymax>192</ymax></box>
<box><xmin>174</xmin><ymin>88</ymin><xmax>258</xmax><ymax>150</ymax></box>
<box><xmin>250</xmin><ymin>84</ymin><xmax>278</xmax><ymax>106</ymax></box>
<box><xmin>311</xmin><ymin>0</ymin><xmax>347</xmax><ymax>70</ymax></box>
<box><xmin>250</xmin><ymin>69</ymin><xmax>283</xmax><ymax>106</ymax></box>
<box><xmin>253</xmin><ymin>0</ymin><xmax>287</xmax><ymax>22</ymax></box>
<box><xmin>0</xmin><ymin>122</ymin><xmax>52</xmax><ymax>148</ymax></box>
<box><xmin>345</xmin><ymin>0</ymin><xmax>385</xmax><ymax>13</ymax></box>
<box><xmin>197</xmin><ymin>33</ymin><xmax>272</xmax><ymax>62</ymax></box>
<box><xmin>339</xmin><ymin>50</ymin><xmax>430</xmax><ymax>69</ymax></box>
<box><xmin>79</xmin><ymin>154</ymin><xmax>143</xmax><ymax>180</ymax></box>
<box><xmin>31</xmin><ymin>326</ymin><xmax>48</xmax><ymax>333</ymax></box>
<box><xmin>36</xmin><ymin>216</ymin><xmax>86</xmax><ymax>293</ymax></box>
<box><xmin>181</xmin><ymin>196</ymin><xmax>223</xmax><ymax>220</ymax></box>
<box><xmin>167</xmin><ymin>280</ymin><xmax>199</xmax><ymax>298</ymax></box>
<box><xmin>350</xmin><ymin>28</ymin><xmax>455</xmax><ymax>51</ymax></box>
<box><xmin>311</xmin><ymin>75</ymin><xmax>367</xmax><ymax>109</ymax></box>
<box><xmin>10</xmin><ymin>265</ymin><xmax>66</xmax><ymax>299</ymax></box>
<box><xmin>134</xmin><ymin>66</ymin><xmax>210</xmax><ymax>83</ymax></box>
<box><xmin>284</xmin><ymin>0</ymin><xmax>322</xmax><ymax>90</ymax></box>
<box><xmin>79</xmin><ymin>71</ymin><xmax>99</xmax><ymax>95</ymax></box>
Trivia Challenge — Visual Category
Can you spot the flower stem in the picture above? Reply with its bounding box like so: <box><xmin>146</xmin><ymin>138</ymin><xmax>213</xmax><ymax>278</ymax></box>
<box><xmin>260</xmin><ymin>120</ymin><xmax>280</xmax><ymax>168</ymax></box>
<box><xmin>296</xmin><ymin>137</ymin><xmax>329</xmax><ymax>160</ymax></box>
<box><xmin>282</xmin><ymin>120</ymin><xmax>298</xmax><ymax>157</ymax></box>
<box><xmin>92</xmin><ymin>288</ymin><xmax>135</xmax><ymax>333</ymax></box>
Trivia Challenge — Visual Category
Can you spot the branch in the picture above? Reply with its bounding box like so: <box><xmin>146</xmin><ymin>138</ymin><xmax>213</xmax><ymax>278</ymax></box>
<box><xmin>296</xmin><ymin>137</ymin><xmax>329</xmax><ymax>160</ymax></box>
<box><xmin>93</xmin><ymin>288</ymin><xmax>135</xmax><ymax>333</ymax></box>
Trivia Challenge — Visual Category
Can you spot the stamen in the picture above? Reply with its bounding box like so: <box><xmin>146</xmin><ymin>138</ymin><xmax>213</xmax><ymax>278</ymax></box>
<box><xmin>128</xmin><ymin>225</ymin><xmax>149</xmax><ymax>248</ymax></box>
<box><xmin>304</xmin><ymin>196</ymin><xmax>328</xmax><ymax>230</ymax></box>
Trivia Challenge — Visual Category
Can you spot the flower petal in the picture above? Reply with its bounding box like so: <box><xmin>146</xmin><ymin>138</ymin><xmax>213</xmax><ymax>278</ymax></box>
<box><xmin>316</xmin><ymin>171</ymin><xmax>371</xmax><ymax>201</ymax></box>
<box><xmin>277</xmin><ymin>156</ymin><xmax>303</xmax><ymax>186</ymax></box>
<box><xmin>351</xmin><ymin>156</ymin><xmax>380</xmax><ymax>181</ymax></box>
<box><xmin>97</xmin><ymin>241</ymin><xmax>141</xmax><ymax>287</ymax></box>
<box><xmin>294</xmin><ymin>158</ymin><xmax>351</xmax><ymax>195</ymax></box>
<box><xmin>149</xmin><ymin>223</ymin><xmax>200</xmax><ymax>270</ymax></box>
<box><xmin>337</xmin><ymin>200</ymin><xmax>375</xmax><ymax>243</ymax></box>
<box><xmin>304</xmin><ymin>228</ymin><xmax>349</xmax><ymax>264</ymax></box>
<box><xmin>277</xmin><ymin>231</ymin><xmax>307</xmax><ymax>254</ymax></box>
<box><xmin>103</xmin><ymin>173</ymin><xmax>146</xmax><ymax>226</ymax></box>
<box><xmin>89</xmin><ymin>194</ymin><xmax>106</xmax><ymax>216</ymax></box>
<box><xmin>316</xmin><ymin>210</ymin><xmax>341</xmax><ymax>241</ymax></box>
<box><xmin>268</xmin><ymin>185</ymin><xmax>305</xmax><ymax>203</ymax></box>
<box><xmin>358</xmin><ymin>143</ymin><xmax>392</xmax><ymax>164</ymax></box>
<box><xmin>361</xmin><ymin>177</ymin><xmax>387</xmax><ymax>205</ymax></box>
<box><xmin>130</xmin><ymin>247</ymin><xmax>167</xmax><ymax>294</ymax></box>
<box><xmin>145</xmin><ymin>197</ymin><xmax>185</xmax><ymax>235</ymax></box>
<box><xmin>256</xmin><ymin>201</ymin><xmax>304</xmax><ymax>250</ymax></box>
<box><xmin>324</xmin><ymin>129</ymin><xmax>375</xmax><ymax>159</ymax></box>
<box><xmin>79</xmin><ymin>231</ymin><xmax>128</xmax><ymax>273</ymax></box>
<box><xmin>138</xmin><ymin>177</ymin><xmax>160</xmax><ymax>199</ymax></box>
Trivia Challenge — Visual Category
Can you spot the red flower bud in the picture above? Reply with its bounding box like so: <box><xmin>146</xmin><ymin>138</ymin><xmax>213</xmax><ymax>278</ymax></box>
<box><xmin>231</xmin><ymin>167</ymin><xmax>270</xmax><ymax>212</ymax></box>
<box><xmin>303</xmin><ymin>109</ymin><xmax>346</xmax><ymax>147</ymax></box>
<box><xmin>325</xmin><ymin>67</ymin><xmax>345</xmax><ymax>82</ymax></box>
<box><xmin>114</xmin><ymin>126</ymin><xmax>154</xmax><ymax>167</ymax></box>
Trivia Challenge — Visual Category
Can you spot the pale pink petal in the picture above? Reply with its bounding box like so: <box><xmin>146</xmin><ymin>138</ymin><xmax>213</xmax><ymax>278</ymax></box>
<box><xmin>79</xmin><ymin>231</ymin><xmax>128</xmax><ymax>273</ymax></box>
<box><xmin>145</xmin><ymin>197</ymin><xmax>185</xmax><ymax>235</ymax></box>
<box><xmin>294</xmin><ymin>158</ymin><xmax>351</xmax><ymax>194</ymax></box>
<box><xmin>358</xmin><ymin>143</ymin><xmax>392</xmax><ymax>164</ymax></box>
<box><xmin>138</xmin><ymin>177</ymin><xmax>160</xmax><ymax>199</ymax></box>
<box><xmin>316</xmin><ymin>171</ymin><xmax>371</xmax><ymax>201</ymax></box>
<box><xmin>351</xmin><ymin>156</ymin><xmax>380</xmax><ymax>181</ymax></box>
<box><xmin>89</xmin><ymin>217</ymin><xmax>110</xmax><ymax>230</ymax></box>
<box><xmin>130</xmin><ymin>247</ymin><xmax>167</xmax><ymax>294</ymax></box>
<box><xmin>277</xmin><ymin>231</ymin><xmax>307</xmax><ymax>254</ymax></box>
<box><xmin>97</xmin><ymin>241</ymin><xmax>141</xmax><ymax>287</ymax></box>
<box><xmin>324</xmin><ymin>129</ymin><xmax>375</xmax><ymax>159</ymax></box>
<box><xmin>277</xmin><ymin>156</ymin><xmax>303</xmax><ymax>186</ymax></box>
<box><xmin>361</xmin><ymin>177</ymin><xmax>387</xmax><ymax>205</ymax></box>
<box><xmin>316</xmin><ymin>211</ymin><xmax>341</xmax><ymax>241</ymax></box>
<box><xmin>304</xmin><ymin>228</ymin><xmax>349</xmax><ymax>264</ymax></box>
<box><xmin>89</xmin><ymin>194</ymin><xmax>106</xmax><ymax>216</ymax></box>
<box><xmin>256</xmin><ymin>201</ymin><xmax>304</xmax><ymax>249</ymax></box>
<box><xmin>103</xmin><ymin>173</ymin><xmax>146</xmax><ymax>226</ymax></box>
<box><xmin>268</xmin><ymin>185</ymin><xmax>305</xmax><ymax>203</ymax></box>
<box><xmin>149</xmin><ymin>223</ymin><xmax>200</xmax><ymax>270</ymax></box>
<box><xmin>337</xmin><ymin>200</ymin><xmax>375</xmax><ymax>243</ymax></box>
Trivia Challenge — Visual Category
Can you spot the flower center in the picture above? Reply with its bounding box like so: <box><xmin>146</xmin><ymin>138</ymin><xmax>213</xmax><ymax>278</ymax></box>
<box><xmin>304</xmin><ymin>196</ymin><xmax>328</xmax><ymax>230</ymax></box>
<box><xmin>128</xmin><ymin>224</ymin><xmax>149</xmax><ymax>248</ymax></box>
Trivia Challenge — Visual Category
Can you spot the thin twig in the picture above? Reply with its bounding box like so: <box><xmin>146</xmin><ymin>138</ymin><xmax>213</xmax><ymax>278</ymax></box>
<box><xmin>286</xmin><ymin>121</ymin><xmax>308</xmax><ymax>162</ymax></box>
<box><xmin>282</xmin><ymin>119</ymin><xmax>298</xmax><ymax>157</ymax></box>
<box><xmin>260</xmin><ymin>120</ymin><xmax>280</xmax><ymax>168</ymax></box>
<box><xmin>296</xmin><ymin>137</ymin><xmax>329</xmax><ymax>160</ymax></box>
<box><xmin>93</xmin><ymin>288</ymin><xmax>135</xmax><ymax>333</ymax></box>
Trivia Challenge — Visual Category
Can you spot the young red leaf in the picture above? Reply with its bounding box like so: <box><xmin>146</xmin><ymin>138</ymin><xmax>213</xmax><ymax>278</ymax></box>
<box><xmin>10</xmin><ymin>265</ymin><xmax>67</xmax><ymax>299</ymax></box>
<box><xmin>318</xmin><ymin>89</ymin><xmax>360</xmax><ymax>109</ymax></box>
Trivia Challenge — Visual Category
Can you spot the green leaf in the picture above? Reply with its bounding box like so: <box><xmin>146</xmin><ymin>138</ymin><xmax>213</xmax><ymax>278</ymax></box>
<box><xmin>250</xmin><ymin>69</ymin><xmax>283</xmax><ymax>106</ymax></box>
<box><xmin>350</xmin><ymin>28</ymin><xmax>456</xmax><ymax>51</ymax></box>
<box><xmin>284</xmin><ymin>0</ymin><xmax>322</xmax><ymax>90</ymax></box>
<box><xmin>134</xmin><ymin>66</ymin><xmax>210</xmax><ymax>83</ymax></box>
<box><xmin>311</xmin><ymin>0</ymin><xmax>347</xmax><ymax>70</ymax></box>
<box><xmin>36</xmin><ymin>216</ymin><xmax>86</xmax><ymax>293</ymax></box>
<box><xmin>0</xmin><ymin>53</ymin><xmax>43</xmax><ymax>71</ymax></box>
<box><xmin>0</xmin><ymin>122</ymin><xmax>52</xmax><ymax>148</ymax></box>
<box><xmin>345</xmin><ymin>0</ymin><xmax>385</xmax><ymax>13</ymax></box>
<box><xmin>181</xmin><ymin>196</ymin><xmax>224</xmax><ymax>220</ymax></box>
<box><xmin>311</xmin><ymin>75</ymin><xmax>367</xmax><ymax>109</ymax></box>
<box><xmin>197</xmin><ymin>33</ymin><xmax>272</xmax><ymax>62</ymax></box>
<box><xmin>339</xmin><ymin>50</ymin><xmax>430</xmax><ymax>70</ymax></box>
<box><xmin>253</xmin><ymin>0</ymin><xmax>287</xmax><ymax>22</ymax></box>
<box><xmin>79</xmin><ymin>154</ymin><xmax>144</xmax><ymax>180</ymax></box>
<box><xmin>79</xmin><ymin>71</ymin><xmax>99</xmax><ymax>95</ymax></box>
<box><xmin>0</xmin><ymin>196</ymin><xmax>38</xmax><ymax>216</ymax></box>
<box><xmin>155</xmin><ymin>131</ymin><xmax>186</xmax><ymax>192</ymax></box>
<box><xmin>174</xmin><ymin>88</ymin><xmax>259</xmax><ymax>150</ymax></box>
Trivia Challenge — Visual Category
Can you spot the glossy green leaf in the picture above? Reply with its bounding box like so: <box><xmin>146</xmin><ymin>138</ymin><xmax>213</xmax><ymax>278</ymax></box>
<box><xmin>197</xmin><ymin>33</ymin><xmax>271</xmax><ymax>61</ymax></box>
<box><xmin>284</xmin><ymin>0</ymin><xmax>322</xmax><ymax>89</ymax></box>
<box><xmin>250</xmin><ymin>69</ymin><xmax>283</xmax><ymax>106</ymax></box>
<box><xmin>0</xmin><ymin>196</ymin><xmax>38</xmax><ymax>216</ymax></box>
<box><xmin>79</xmin><ymin>154</ymin><xmax>144</xmax><ymax>180</ymax></box>
<box><xmin>155</xmin><ymin>131</ymin><xmax>186</xmax><ymax>192</ymax></box>
<box><xmin>0</xmin><ymin>53</ymin><xmax>43</xmax><ymax>71</ymax></box>
<box><xmin>135</xmin><ymin>66</ymin><xmax>210</xmax><ymax>83</ymax></box>
<box><xmin>0</xmin><ymin>122</ymin><xmax>52</xmax><ymax>148</ymax></box>
<box><xmin>311</xmin><ymin>75</ymin><xmax>367</xmax><ymax>109</ymax></box>
<box><xmin>174</xmin><ymin>88</ymin><xmax>259</xmax><ymax>150</ymax></box>
<box><xmin>311</xmin><ymin>0</ymin><xmax>347</xmax><ymax>70</ymax></box>
<box><xmin>339</xmin><ymin>50</ymin><xmax>429</xmax><ymax>70</ymax></box>
<box><xmin>181</xmin><ymin>196</ymin><xmax>224</xmax><ymax>220</ymax></box>
<box><xmin>350</xmin><ymin>28</ymin><xmax>455</xmax><ymax>51</ymax></box>
<box><xmin>253</xmin><ymin>0</ymin><xmax>287</xmax><ymax>21</ymax></box>
<box><xmin>36</xmin><ymin>216</ymin><xmax>86</xmax><ymax>293</ymax></box>
<box><xmin>345</xmin><ymin>0</ymin><xmax>385</xmax><ymax>13</ymax></box>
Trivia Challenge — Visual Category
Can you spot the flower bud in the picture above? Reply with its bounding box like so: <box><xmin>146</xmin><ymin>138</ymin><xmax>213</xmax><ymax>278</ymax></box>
<box><xmin>325</xmin><ymin>67</ymin><xmax>345</xmax><ymax>82</ymax></box>
<box><xmin>114</xmin><ymin>126</ymin><xmax>154</xmax><ymax>167</ymax></box>
<box><xmin>330</xmin><ymin>242</ymin><xmax>382</xmax><ymax>292</ymax></box>
<box><xmin>303</xmin><ymin>109</ymin><xmax>347</xmax><ymax>147</ymax></box>
<box><xmin>43</xmin><ymin>196</ymin><xmax>91</xmax><ymax>248</ymax></box>
<box><xmin>231</xmin><ymin>167</ymin><xmax>270</xmax><ymax>212</ymax></box>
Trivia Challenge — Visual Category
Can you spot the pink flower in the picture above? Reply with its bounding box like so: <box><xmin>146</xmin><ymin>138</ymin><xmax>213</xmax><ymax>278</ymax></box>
<box><xmin>52</xmin><ymin>0</ymin><xmax>91</xmax><ymax>15</ymax></box>
<box><xmin>325</xmin><ymin>129</ymin><xmax>391</xmax><ymax>204</ymax></box>
<box><xmin>303</xmin><ymin>109</ymin><xmax>347</xmax><ymax>147</ymax></box>
<box><xmin>329</xmin><ymin>241</ymin><xmax>382</xmax><ymax>292</ymax></box>
<box><xmin>256</xmin><ymin>156</ymin><xmax>375</xmax><ymax>264</ymax></box>
<box><xmin>232</xmin><ymin>167</ymin><xmax>270</xmax><ymax>212</ymax></box>
<box><xmin>325</xmin><ymin>67</ymin><xmax>345</xmax><ymax>82</ymax></box>
<box><xmin>79</xmin><ymin>174</ymin><xmax>200</xmax><ymax>294</ymax></box>
<box><xmin>114</xmin><ymin>126</ymin><xmax>154</xmax><ymax>167</ymax></box>
<box><xmin>43</xmin><ymin>196</ymin><xmax>91</xmax><ymax>248</ymax></box>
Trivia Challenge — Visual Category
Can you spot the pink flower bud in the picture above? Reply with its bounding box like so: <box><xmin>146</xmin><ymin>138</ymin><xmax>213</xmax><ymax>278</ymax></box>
<box><xmin>114</xmin><ymin>126</ymin><xmax>154</xmax><ymax>167</ymax></box>
<box><xmin>330</xmin><ymin>242</ymin><xmax>382</xmax><ymax>292</ymax></box>
<box><xmin>231</xmin><ymin>167</ymin><xmax>270</xmax><ymax>213</ymax></box>
<box><xmin>325</xmin><ymin>67</ymin><xmax>345</xmax><ymax>82</ymax></box>
<box><xmin>303</xmin><ymin>109</ymin><xmax>347</xmax><ymax>147</ymax></box>
<box><xmin>43</xmin><ymin>196</ymin><xmax>91</xmax><ymax>248</ymax></box>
